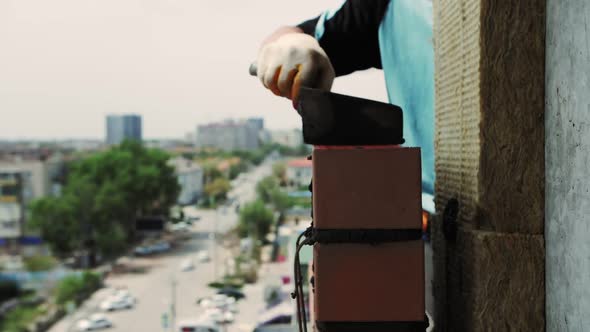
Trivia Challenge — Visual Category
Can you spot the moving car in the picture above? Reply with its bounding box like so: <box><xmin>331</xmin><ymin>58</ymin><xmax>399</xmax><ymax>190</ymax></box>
<box><xmin>197</xmin><ymin>251</ymin><xmax>210</xmax><ymax>263</ymax></box>
<box><xmin>180</xmin><ymin>258</ymin><xmax>195</xmax><ymax>272</ymax></box>
<box><xmin>99</xmin><ymin>296</ymin><xmax>134</xmax><ymax>311</ymax></box>
<box><xmin>77</xmin><ymin>314</ymin><xmax>112</xmax><ymax>331</ymax></box>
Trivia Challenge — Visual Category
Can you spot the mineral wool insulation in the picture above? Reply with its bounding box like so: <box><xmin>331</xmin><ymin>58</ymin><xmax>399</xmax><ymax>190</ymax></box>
<box><xmin>433</xmin><ymin>0</ymin><xmax>544</xmax><ymax>234</ymax></box>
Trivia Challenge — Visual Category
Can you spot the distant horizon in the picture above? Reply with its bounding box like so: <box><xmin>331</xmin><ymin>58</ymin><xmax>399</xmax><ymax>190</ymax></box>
<box><xmin>0</xmin><ymin>120</ymin><xmax>302</xmax><ymax>142</ymax></box>
<box><xmin>0</xmin><ymin>111</ymin><xmax>303</xmax><ymax>141</ymax></box>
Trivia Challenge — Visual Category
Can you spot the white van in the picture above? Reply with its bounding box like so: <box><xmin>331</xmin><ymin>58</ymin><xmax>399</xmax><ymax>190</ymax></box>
<box><xmin>176</xmin><ymin>319</ymin><xmax>219</xmax><ymax>332</ymax></box>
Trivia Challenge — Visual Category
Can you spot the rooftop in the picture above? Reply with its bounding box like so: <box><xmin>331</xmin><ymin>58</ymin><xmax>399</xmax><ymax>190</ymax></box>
<box><xmin>287</xmin><ymin>159</ymin><xmax>312</xmax><ymax>168</ymax></box>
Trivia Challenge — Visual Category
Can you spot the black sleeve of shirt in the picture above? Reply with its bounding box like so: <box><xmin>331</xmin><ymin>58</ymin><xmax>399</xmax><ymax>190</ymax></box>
<box><xmin>297</xmin><ymin>0</ymin><xmax>391</xmax><ymax>77</ymax></box>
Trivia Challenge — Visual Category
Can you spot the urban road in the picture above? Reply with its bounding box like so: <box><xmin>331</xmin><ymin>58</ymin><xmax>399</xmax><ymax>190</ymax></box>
<box><xmin>48</xmin><ymin>160</ymin><xmax>273</xmax><ymax>332</ymax></box>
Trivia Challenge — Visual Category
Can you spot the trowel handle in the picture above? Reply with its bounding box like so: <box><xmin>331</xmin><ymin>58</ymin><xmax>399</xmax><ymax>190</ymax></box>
<box><xmin>249</xmin><ymin>63</ymin><xmax>258</xmax><ymax>76</ymax></box>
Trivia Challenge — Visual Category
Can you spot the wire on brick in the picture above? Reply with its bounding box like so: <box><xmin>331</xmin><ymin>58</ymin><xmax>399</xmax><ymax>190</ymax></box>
<box><xmin>293</xmin><ymin>226</ymin><xmax>316</xmax><ymax>332</ymax></box>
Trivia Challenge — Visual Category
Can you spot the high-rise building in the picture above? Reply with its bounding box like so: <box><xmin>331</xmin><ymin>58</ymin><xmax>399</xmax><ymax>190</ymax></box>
<box><xmin>168</xmin><ymin>157</ymin><xmax>203</xmax><ymax>205</ymax></box>
<box><xmin>270</xmin><ymin>129</ymin><xmax>304</xmax><ymax>148</ymax></box>
<box><xmin>0</xmin><ymin>153</ymin><xmax>66</xmax><ymax>255</ymax></box>
<box><xmin>0</xmin><ymin>172</ymin><xmax>28</xmax><ymax>240</ymax></box>
<box><xmin>196</xmin><ymin>118</ymin><xmax>263</xmax><ymax>151</ymax></box>
<box><xmin>106</xmin><ymin>114</ymin><xmax>142</xmax><ymax>145</ymax></box>
<box><xmin>247</xmin><ymin>118</ymin><xmax>264</xmax><ymax>131</ymax></box>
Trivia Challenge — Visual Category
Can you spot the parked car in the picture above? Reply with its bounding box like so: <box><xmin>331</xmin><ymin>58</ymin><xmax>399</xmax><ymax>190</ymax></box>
<box><xmin>111</xmin><ymin>289</ymin><xmax>136</xmax><ymax>305</ymax></box>
<box><xmin>176</xmin><ymin>318</ymin><xmax>219</xmax><ymax>332</ymax></box>
<box><xmin>77</xmin><ymin>314</ymin><xmax>112</xmax><ymax>331</ymax></box>
<box><xmin>99</xmin><ymin>296</ymin><xmax>134</xmax><ymax>311</ymax></box>
<box><xmin>216</xmin><ymin>288</ymin><xmax>245</xmax><ymax>300</ymax></box>
<box><xmin>151</xmin><ymin>242</ymin><xmax>171</xmax><ymax>253</ymax></box>
<box><xmin>203</xmin><ymin>308</ymin><xmax>234</xmax><ymax>324</ymax></box>
<box><xmin>252</xmin><ymin>302</ymin><xmax>293</xmax><ymax>332</ymax></box>
<box><xmin>211</xmin><ymin>294</ymin><xmax>229</xmax><ymax>306</ymax></box>
<box><xmin>202</xmin><ymin>294</ymin><xmax>238</xmax><ymax>313</ymax></box>
<box><xmin>171</xmin><ymin>222</ymin><xmax>190</xmax><ymax>232</ymax></box>
<box><xmin>187</xmin><ymin>216</ymin><xmax>201</xmax><ymax>222</ymax></box>
<box><xmin>134</xmin><ymin>242</ymin><xmax>171</xmax><ymax>256</ymax></box>
<box><xmin>134</xmin><ymin>245</ymin><xmax>153</xmax><ymax>256</ymax></box>
<box><xmin>196</xmin><ymin>297</ymin><xmax>211</xmax><ymax>308</ymax></box>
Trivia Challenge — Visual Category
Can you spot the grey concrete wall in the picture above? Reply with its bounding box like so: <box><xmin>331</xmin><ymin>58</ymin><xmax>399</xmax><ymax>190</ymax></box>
<box><xmin>546</xmin><ymin>0</ymin><xmax>590</xmax><ymax>330</ymax></box>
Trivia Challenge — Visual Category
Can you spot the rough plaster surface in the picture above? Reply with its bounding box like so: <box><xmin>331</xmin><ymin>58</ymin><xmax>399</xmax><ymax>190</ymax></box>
<box><xmin>546</xmin><ymin>0</ymin><xmax>590</xmax><ymax>330</ymax></box>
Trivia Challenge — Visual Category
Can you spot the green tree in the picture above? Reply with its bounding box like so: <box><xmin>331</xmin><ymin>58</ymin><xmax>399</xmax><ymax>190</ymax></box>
<box><xmin>23</xmin><ymin>255</ymin><xmax>57</xmax><ymax>272</ymax></box>
<box><xmin>29</xmin><ymin>140</ymin><xmax>180</xmax><ymax>259</ymax></box>
<box><xmin>269</xmin><ymin>189</ymin><xmax>292</xmax><ymax>215</ymax></box>
<box><xmin>54</xmin><ymin>271</ymin><xmax>101</xmax><ymax>305</ymax></box>
<box><xmin>272</xmin><ymin>162</ymin><xmax>287</xmax><ymax>185</ymax></box>
<box><xmin>204</xmin><ymin>177</ymin><xmax>231</xmax><ymax>203</ymax></box>
<box><xmin>55</xmin><ymin>275</ymin><xmax>84</xmax><ymax>305</ymax></box>
<box><xmin>256</xmin><ymin>176</ymin><xmax>279</xmax><ymax>203</ymax></box>
<box><xmin>295</xmin><ymin>144</ymin><xmax>310</xmax><ymax>156</ymax></box>
<box><xmin>202</xmin><ymin>162</ymin><xmax>223</xmax><ymax>184</ymax></box>
<box><xmin>229</xmin><ymin>161</ymin><xmax>248</xmax><ymax>180</ymax></box>
<box><xmin>29</xmin><ymin>196</ymin><xmax>81</xmax><ymax>257</ymax></box>
<box><xmin>256</xmin><ymin>175</ymin><xmax>294</xmax><ymax>213</ymax></box>
<box><xmin>232</xmin><ymin>150</ymin><xmax>265</xmax><ymax>166</ymax></box>
<box><xmin>238</xmin><ymin>200</ymin><xmax>274</xmax><ymax>241</ymax></box>
<box><xmin>81</xmin><ymin>271</ymin><xmax>102</xmax><ymax>292</ymax></box>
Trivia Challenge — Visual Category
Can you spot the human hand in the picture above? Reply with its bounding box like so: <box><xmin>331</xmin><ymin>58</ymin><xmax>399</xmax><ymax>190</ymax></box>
<box><xmin>256</xmin><ymin>33</ymin><xmax>335</xmax><ymax>106</ymax></box>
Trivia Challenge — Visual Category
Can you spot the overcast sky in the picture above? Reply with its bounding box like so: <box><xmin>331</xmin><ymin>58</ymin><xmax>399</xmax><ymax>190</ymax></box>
<box><xmin>0</xmin><ymin>0</ymin><xmax>387</xmax><ymax>140</ymax></box>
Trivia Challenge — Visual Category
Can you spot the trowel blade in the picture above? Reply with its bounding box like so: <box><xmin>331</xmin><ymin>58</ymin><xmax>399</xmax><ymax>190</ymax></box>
<box><xmin>296</xmin><ymin>87</ymin><xmax>405</xmax><ymax>146</ymax></box>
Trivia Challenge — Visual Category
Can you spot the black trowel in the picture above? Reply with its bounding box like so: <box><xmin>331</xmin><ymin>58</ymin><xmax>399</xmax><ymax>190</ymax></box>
<box><xmin>249</xmin><ymin>64</ymin><xmax>404</xmax><ymax>146</ymax></box>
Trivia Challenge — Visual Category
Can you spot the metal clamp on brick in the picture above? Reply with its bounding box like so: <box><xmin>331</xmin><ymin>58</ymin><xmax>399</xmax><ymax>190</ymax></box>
<box><xmin>312</xmin><ymin>228</ymin><xmax>422</xmax><ymax>245</ymax></box>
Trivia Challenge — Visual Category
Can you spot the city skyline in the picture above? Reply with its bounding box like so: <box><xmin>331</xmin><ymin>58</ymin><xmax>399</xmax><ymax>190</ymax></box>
<box><xmin>0</xmin><ymin>117</ymin><xmax>302</xmax><ymax>143</ymax></box>
<box><xmin>0</xmin><ymin>0</ymin><xmax>387</xmax><ymax>140</ymax></box>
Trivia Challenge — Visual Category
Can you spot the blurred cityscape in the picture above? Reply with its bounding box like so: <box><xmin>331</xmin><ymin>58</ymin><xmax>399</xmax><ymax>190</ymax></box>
<box><xmin>0</xmin><ymin>114</ymin><xmax>313</xmax><ymax>332</ymax></box>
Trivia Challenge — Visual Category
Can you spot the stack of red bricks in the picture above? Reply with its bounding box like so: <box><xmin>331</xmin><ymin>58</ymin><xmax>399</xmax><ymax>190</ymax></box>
<box><xmin>310</xmin><ymin>146</ymin><xmax>425</xmax><ymax>332</ymax></box>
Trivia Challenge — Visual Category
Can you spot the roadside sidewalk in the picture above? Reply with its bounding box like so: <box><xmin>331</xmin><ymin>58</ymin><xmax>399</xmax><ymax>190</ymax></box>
<box><xmin>228</xmin><ymin>261</ymin><xmax>291</xmax><ymax>332</ymax></box>
<box><xmin>47</xmin><ymin>287</ymin><xmax>112</xmax><ymax>332</ymax></box>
